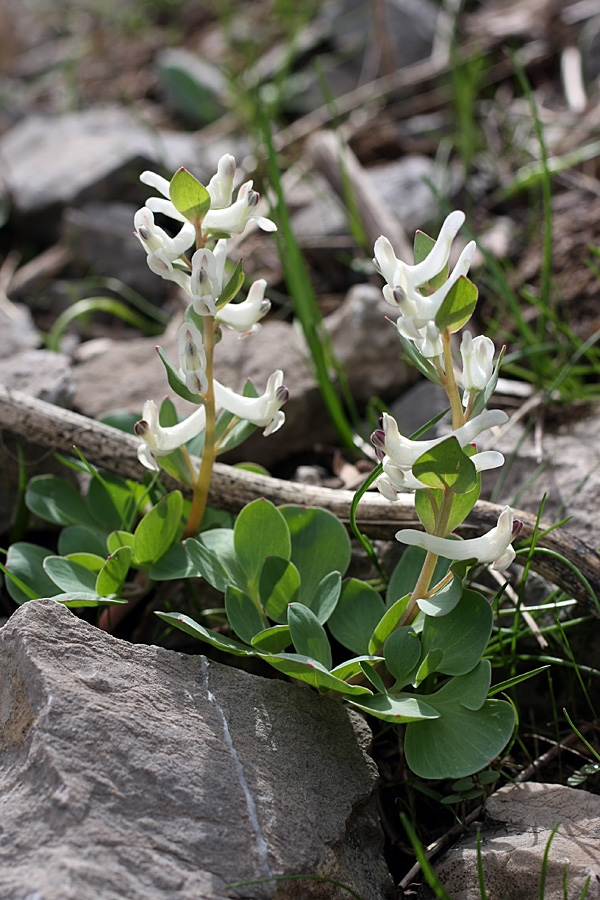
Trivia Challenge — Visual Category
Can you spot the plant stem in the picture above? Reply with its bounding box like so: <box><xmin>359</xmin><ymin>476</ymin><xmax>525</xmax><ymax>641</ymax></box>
<box><xmin>398</xmin><ymin>486</ymin><xmax>455</xmax><ymax>627</ymax></box>
<box><xmin>441</xmin><ymin>331</ymin><xmax>464</xmax><ymax>429</ymax></box>
<box><xmin>184</xmin><ymin>319</ymin><xmax>216</xmax><ymax>537</ymax></box>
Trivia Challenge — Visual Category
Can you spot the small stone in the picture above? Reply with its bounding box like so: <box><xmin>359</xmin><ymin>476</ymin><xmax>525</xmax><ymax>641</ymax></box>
<box><xmin>0</xmin><ymin>348</ymin><xmax>73</xmax><ymax>406</ymax></box>
<box><xmin>0</xmin><ymin>303</ymin><xmax>39</xmax><ymax>359</ymax></box>
<box><xmin>416</xmin><ymin>783</ymin><xmax>600</xmax><ymax>900</ymax></box>
<box><xmin>325</xmin><ymin>283</ymin><xmax>416</xmax><ymax>403</ymax></box>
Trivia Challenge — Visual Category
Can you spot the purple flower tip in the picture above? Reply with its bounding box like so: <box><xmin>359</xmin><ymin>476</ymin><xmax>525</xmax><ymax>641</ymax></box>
<box><xmin>512</xmin><ymin>519</ymin><xmax>524</xmax><ymax>538</ymax></box>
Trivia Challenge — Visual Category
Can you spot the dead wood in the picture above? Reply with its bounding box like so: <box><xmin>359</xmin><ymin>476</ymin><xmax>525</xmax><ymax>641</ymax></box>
<box><xmin>0</xmin><ymin>383</ymin><xmax>598</xmax><ymax>612</ymax></box>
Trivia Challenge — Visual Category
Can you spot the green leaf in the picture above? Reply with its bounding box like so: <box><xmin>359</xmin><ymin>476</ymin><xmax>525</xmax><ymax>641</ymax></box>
<box><xmin>58</xmin><ymin>526</ymin><xmax>107</xmax><ymax>557</ymax></box>
<box><xmin>404</xmin><ymin>664</ymin><xmax>515</xmax><ymax>779</ymax></box>
<box><xmin>107</xmin><ymin>530</ymin><xmax>135</xmax><ymax>554</ymax></box>
<box><xmin>257</xmin><ymin>653</ymin><xmax>372</xmax><ymax>696</ymax></box>
<box><xmin>369</xmin><ymin>593</ymin><xmax>411</xmax><ymax>654</ymax></box>
<box><xmin>348</xmin><ymin>692</ymin><xmax>440</xmax><ymax>724</ymax></box>
<box><xmin>359</xmin><ymin>661</ymin><xmax>387</xmax><ymax>694</ymax></box>
<box><xmin>148</xmin><ymin>542</ymin><xmax>198</xmax><ymax>580</ymax></box>
<box><xmin>330</xmin><ymin>656</ymin><xmax>384</xmax><ymax>681</ymax></box>
<box><xmin>414</xmin><ymin>489</ymin><xmax>437</xmax><ymax>533</ymax></box>
<box><xmin>280</xmin><ymin>506</ymin><xmax>351</xmax><ymax>609</ymax></box>
<box><xmin>133</xmin><ymin>491</ymin><xmax>183</xmax><ymax>567</ymax></box>
<box><xmin>418</xmin><ymin>572</ymin><xmax>463</xmax><ymax>617</ymax></box>
<box><xmin>26</xmin><ymin>475</ymin><xmax>96</xmax><ymax>528</ymax></box>
<box><xmin>169</xmin><ymin>167</ymin><xmax>210</xmax><ymax>228</ymax></box>
<box><xmin>233</xmin><ymin>499</ymin><xmax>291</xmax><ymax>599</ymax></box>
<box><xmin>156</xmin><ymin>612</ymin><xmax>256</xmax><ymax>657</ymax></box>
<box><xmin>288</xmin><ymin>602</ymin><xmax>332</xmax><ymax>670</ymax></box>
<box><xmin>215</xmin><ymin>260</ymin><xmax>244</xmax><ymax>310</ymax></box>
<box><xmin>432</xmin><ymin>660</ymin><xmax>492</xmax><ymax>710</ymax></box>
<box><xmin>225</xmin><ymin>585</ymin><xmax>264</xmax><ymax>645</ymax></box>
<box><xmin>43</xmin><ymin>556</ymin><xmax>98</xmax><ymax>593</ymax></box>
<box><xmin>415</xmin><ymin>478</ymin><xmax>481</xmax><ymax>535</ymax></box>
<box><xmin>413</xmin><ymin>436</ymin><xmax>477</xmax><ymax>494</ymax></box>
<box><xmin>3</xmin><ymin>542</ymin><xmax>61</xmax><ymax>604</ymax></box>
<box><xmin>186</xmin><ymin>538</ymin><xmax>231</xmax><ymax>592</ymax></box>
<box><xmin>328</xmin><ymin>578</ymin><xmax>386</xmax><ymax>655</ymax></box>
<box><xmin>384</xmin><ymin>626</ymin><xmax>422</xmax><ymax>686</ymax></box>
<box><xmin>259</xmin><ymin>556</ymin><xmax>300</xmax><ymax>624</ymax></box>
<box><xmin>87</xmin><ymin>473</ymin><xmax>137</xmax><ymax>531</ymax></box>
<box><xmin>196</xmin><ymin>528</ymin><xmax>245</xmax><ymax>588</ymax></box>
<box><xmin>414</xmin><ymin>648</ymin><xmax>444</xmax><ymax>686</ymax></box>
<box><xmin>56</xmin><ymin>593</ymin><xmax>127</xmax><ymax>608</ymax></box>
<box><xmin>421</xmin><ymin>588</ymin><xmax>493</xmax><ymax>676</ymax></box>
<box><xmin>310</xmin><ymin>570</ymin><xmax>342</xmax><ymax>624</ymax></box>
<box><xmin>434</xmin><ymin>275</ymin><xmax>478</xmax><ymax>333</ymax></box>
<box><xmin>64</xmin><ymin>552</ymin><xmax>105</xmax><ymax>573</ymax></box>
<box><xmin>250</xmin><ymin>625</ymin><xmax>292</xmax><ymax>653</ymax></box>
<box><xmin>156</xmin><ymin>345</ymin><xmax>206</xmax><ymax>404</ymax></box>
<box><xmin>96</xmin><ymin>546</ymin><xmax>132</xmax><ymax>597</ymax></box>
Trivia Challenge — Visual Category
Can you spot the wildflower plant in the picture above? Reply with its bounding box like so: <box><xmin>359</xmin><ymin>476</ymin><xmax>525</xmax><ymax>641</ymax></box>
<box><xmin>132</xmin><ymin>157</ymin><xmax>287</xmax><ymax>537</ymax></box>
<box><xmin>155</xmin><ymin>208</ymin><xmax>525</xmax><ymax>780</ymax></box>
<box><xmin>3</xmin><ymin>161</ymin><xmax>530</xmax><ymax>782</ymax></box>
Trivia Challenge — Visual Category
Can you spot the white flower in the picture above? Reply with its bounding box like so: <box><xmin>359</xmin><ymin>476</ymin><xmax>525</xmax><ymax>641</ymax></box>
<box><xmin>371</xmin><ymin>409</ymin><xmax>508</xmax><ymax>468</ymax></box>
<box><xmin>395</xmin><ymin>506</ymin><xmax>523</xmax><ymax>571</ymax></box>
<box><xmin>216</xmin><ymin>279</ymin><xmax>271</xmax><ymax>337</ymax></box>
<box><xmin>202</xmin><ymin>180</ymin><xmax>276</xmax><ymax>235</ymax></box>
<box><xmin>134</xmin><ymin>400</ymin><xmax>207</xmax><ymax>470</ymax></box>
<box><xmin>177</xmin><ymin>322</ymin><xmax>208</xmax><ymax>394</ymax></box>
<box><xmin>461</xmin><ymin>330</ymin><xmax>495</xmax><ymax>406</ymax></box>
<box><xmin>145</xmin><ymin>249</ymin><xmax>193</xmax><ymax>292</ymax></box>
<box><xmin>206</xmin><ymin>154</ymin><xmax>236</xmax><ymax>209</ymax></box>
<box><xmin>135</xmin><ymin>371</ymin><xmax>289</xmax><ymax>468</ymax></box>
<box><xmin>374</xmin><ymin>211</ymin><xmax>476</xmax><ymax>359</ymax></box>
<box><xmin>134</xmin><ymin>206</ymin><xmax>195</xmax><ymax>260</ymax></box>
<box><xmin>214</xmin><ymin>370</ymin><xmax>289</xmax><ymax>436</ymax></box>
<box><xmin>377</xmin><ymin>449</ymin><xmax>505</xmax><ymax>498</ymax></box>
<box><xmin>374</xmin><ymin>211</ymin><xmax>468</xmax><ymax>305</ymax></box>
<box><xmin>190</xmin><ymin>241</ymin><xmax>227</xmax><ymax>315</ymax></box>
<box><xmin>140</xmin><ymin>167</ymin><xmax>276</xmax><ymax>236</ymax></box>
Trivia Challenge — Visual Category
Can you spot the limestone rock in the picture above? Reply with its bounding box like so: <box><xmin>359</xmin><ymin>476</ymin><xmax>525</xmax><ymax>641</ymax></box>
<box><xmin>492</xmin><ymin>409</ymin><xmax>600</xmax><ymax>547</ymax></box>
<box><xmin>0</xmin><ymin>348</ymin><xmax>73</xmax><ymax>406</ymax></box>
<box><xmin>325</xmin><ymin>283</ymin><xmax>415</xmax><ymax>403</ymax></box>
<box><xmin>0</xmin><ymin>598</ymin><xmax>393</xmax><ymax>900</ymax></box>
<box><xmin>0</xmin><ymin>303</ymin><xmax>39</xmax><ymax>359</ymax></box>
<box><xmin>0</xmin><ymin>108</ymin><xmax>206</xmax><ymax>239</ymax></box>
<box><xmin>416</xmin><ymin>783</ymin><xmax>600</xmax><ymax>900</ymax></box>
<box><xmin>62</xmin><ymin>202</ymin><xmax>165</xmax><ymax>303</ymax></box>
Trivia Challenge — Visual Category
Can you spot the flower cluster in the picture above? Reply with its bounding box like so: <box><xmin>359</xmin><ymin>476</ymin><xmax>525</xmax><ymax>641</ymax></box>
<box><xmin>372</xmin><ymin>212</ymin><xmax>521</xmax><ymax>572</ymax></box>
<box><xmin>132</xmin><ymin>156</ymin><xmax>288</xmax><ymax>476</ymax></box>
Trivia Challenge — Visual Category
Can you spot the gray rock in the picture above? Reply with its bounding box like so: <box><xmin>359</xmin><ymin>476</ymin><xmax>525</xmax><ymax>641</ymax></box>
<box><xmin>0</xmin><ymin>107</ymin><xmax>213</xmax><ymax>238</ymax></box>
<box><xmin>387</xmin><ymin>379</ymin><xmax>449</xmax><ymax>437</ymax></box>
<box><xmin>62</xmin><ymin>202</ymin><xmax>166</xmax><ymax>303</ymax></box>
<box><xmin>416</xmin><ymin>783</ymin><xmax>600</xmax><ymax>900</ymax></box>
<box><xmin>0</xmin><ymin>598</ymin><xmax>393</xmax><ymax>900</ymax></box>
<box><xmin>0</xmin><ymin>348</ymin><xmax>73</xmax><ymax>406</ymax></box>
<box><xmin>325</xmin><ymin>283</ymin><xmax>415</xmax><ymax>403</ymax></box>
<box><xmin>491</xmin><ymin>409</ymin><xmax>600</xmax><ymax>547</ymax></box>
<box><xmin>0</xmin><ymin>303</ymin><xmax>39</xmax><ymax>359</ymax></box>
<box><xmin>366</xmin><ymin>156</ymin><xmax>450</xmax><ymax>235</ymax></box>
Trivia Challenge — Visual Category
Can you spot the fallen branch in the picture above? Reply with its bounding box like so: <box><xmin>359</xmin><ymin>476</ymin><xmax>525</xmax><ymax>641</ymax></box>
<box><xmin>0</xmin><ymin>384</ymin><xmax>598</xmax><ymax>612</ymax></box>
